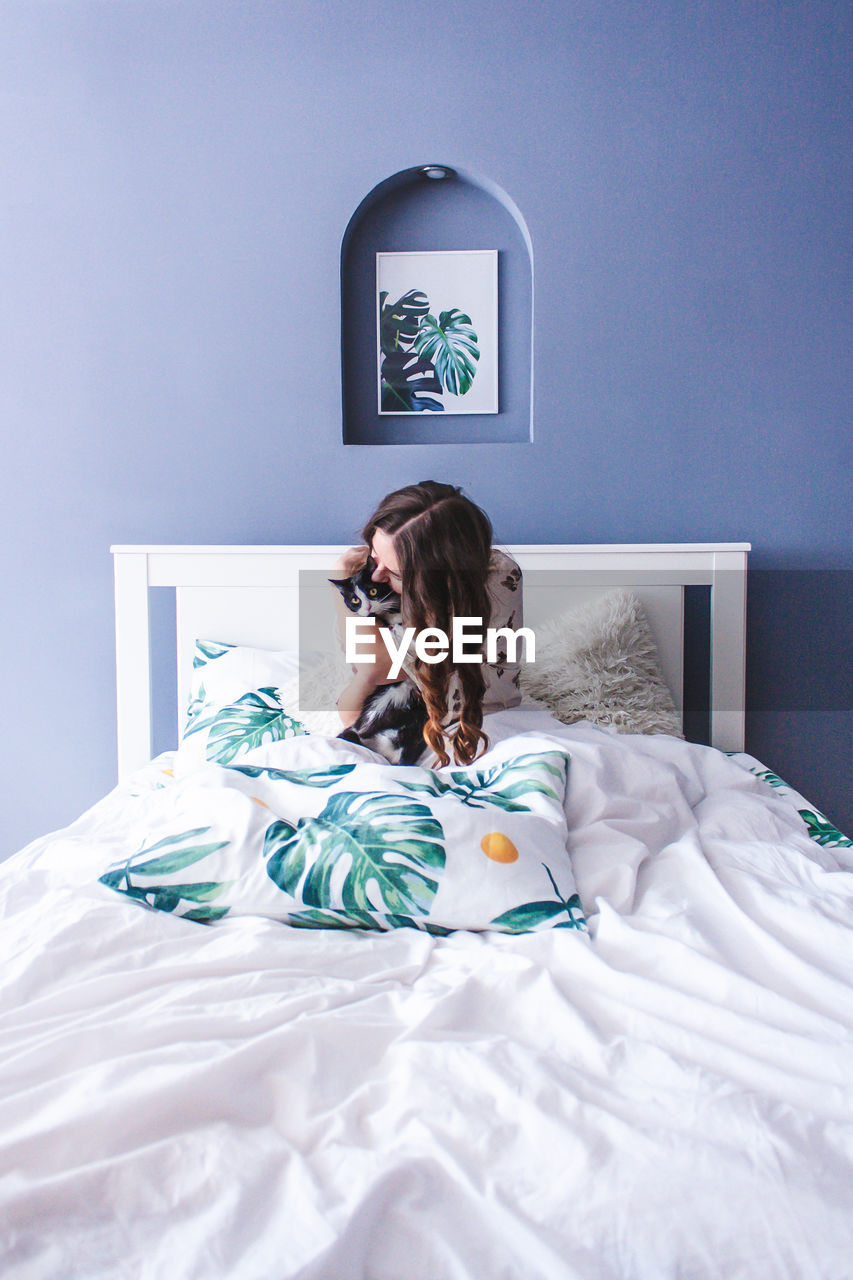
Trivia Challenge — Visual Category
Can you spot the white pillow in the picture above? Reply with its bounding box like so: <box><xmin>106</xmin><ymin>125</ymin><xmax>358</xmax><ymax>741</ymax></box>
<box><xmin>100</xmin><ymin>736</ymin><xmax>585</xmax><ymax>936</ymax></box>
<box><xmin>520</xmin><ymin>590</ymin><xmax>683</xmax><ymax>737</ymax></box>
<box><xmin>177</xmin><ymin>641</ymin><xmax>353</xmax><ymax>772</ymax></box>
<box><xmin>177</xmin><ymin>641</ymin><xmax>307</xmax><ymax>770</ymax></box>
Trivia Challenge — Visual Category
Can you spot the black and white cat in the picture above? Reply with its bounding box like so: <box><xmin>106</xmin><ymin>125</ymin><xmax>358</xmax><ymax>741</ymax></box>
<box><xmin>329</xmin><ymin>559</ymin><xmax>428</xmax><ymax>765</ymax></box>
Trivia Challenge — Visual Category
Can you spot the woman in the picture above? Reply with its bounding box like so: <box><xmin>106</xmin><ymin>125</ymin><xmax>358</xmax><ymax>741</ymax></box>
<box><xmin>333</xmin><ymin>480</ymin><xmax>523</xmax><ymax>767</ymax></box>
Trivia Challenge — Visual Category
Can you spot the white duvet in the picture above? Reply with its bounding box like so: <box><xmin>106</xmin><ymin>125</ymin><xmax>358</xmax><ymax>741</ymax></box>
<box><xmin>2</xmin><ymin>707</ymin><xmax>852</xmax><ymax>1280</ymax></box>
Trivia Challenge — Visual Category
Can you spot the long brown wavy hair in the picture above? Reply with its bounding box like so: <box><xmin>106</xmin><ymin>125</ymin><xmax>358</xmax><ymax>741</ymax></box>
<box><xmin>362</xmin><ymin>481</ymin><xmax>493</xmax><ymax>766</ymax></box>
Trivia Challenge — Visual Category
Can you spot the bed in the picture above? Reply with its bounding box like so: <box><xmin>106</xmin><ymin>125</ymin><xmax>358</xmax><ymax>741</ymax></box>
<box><xmin>2</xmin><ymin>543</ymin><xmax>852</xmax><ymax>1280</ymax></box>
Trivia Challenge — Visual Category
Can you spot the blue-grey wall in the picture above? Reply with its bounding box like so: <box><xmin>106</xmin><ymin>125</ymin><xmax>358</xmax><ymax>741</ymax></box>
<box><xmin>2</xmin><ymin>0</ymin><xmax>850</xmax><ymax>856</ymax></box>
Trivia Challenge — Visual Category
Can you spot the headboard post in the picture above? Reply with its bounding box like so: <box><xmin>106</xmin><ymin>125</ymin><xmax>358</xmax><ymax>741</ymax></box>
<box><xmin>113</xmin><ymin>550</ymin><xmax>153</xmax><ymax>779</ymax></box>
<box><xmin>709</xmin><ymin>547</ymin><xmax>749</xmax><ymax>753</ymax></box>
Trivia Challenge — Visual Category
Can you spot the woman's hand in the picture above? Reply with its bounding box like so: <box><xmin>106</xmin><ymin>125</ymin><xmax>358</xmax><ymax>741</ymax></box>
<box><xmin>331</xmin><ymin>544</ymin><xmax>403</xmax><ymax>727</ymax></box>
<box><xmin>350</xmin><ymin>620</ymin><xmax>396</xmax><ymax>684</ymax></box>
<box><xmin>330</xmin><ymin>546</ymin><xmax>369</xmax><ymax>577</ymax></box>
<box><xmin>337</xmin><ymin>625</ymin><xmax>400</xmax><ymax>727</ymax></box>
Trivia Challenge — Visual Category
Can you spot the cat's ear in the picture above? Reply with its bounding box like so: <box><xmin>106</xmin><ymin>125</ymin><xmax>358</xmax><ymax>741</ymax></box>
<box><xmin>328</xmin><ymin>577</ymin><xmax>348</xmax><ymax>592</ymax></box>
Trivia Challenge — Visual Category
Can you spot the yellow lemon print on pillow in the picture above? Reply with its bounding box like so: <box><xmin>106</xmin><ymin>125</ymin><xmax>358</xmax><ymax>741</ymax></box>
<box><xmin>480</xmin><ymin>832</ymin><xmax>519</xmax><ymax>863</ymax></box>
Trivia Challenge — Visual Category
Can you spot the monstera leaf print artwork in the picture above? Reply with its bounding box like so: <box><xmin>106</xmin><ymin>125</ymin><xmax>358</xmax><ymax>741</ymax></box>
<box><xmin>377</xmin><ymin>251</ymin><xmax>498</xmax><ymax>415</ymax></box>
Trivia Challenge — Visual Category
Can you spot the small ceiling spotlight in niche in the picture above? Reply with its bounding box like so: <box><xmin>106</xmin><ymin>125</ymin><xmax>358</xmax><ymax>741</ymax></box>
<box><xmin>420</xmin><ymin>164</ymin><xmax>455</xmax><ymax>180</ymax></box>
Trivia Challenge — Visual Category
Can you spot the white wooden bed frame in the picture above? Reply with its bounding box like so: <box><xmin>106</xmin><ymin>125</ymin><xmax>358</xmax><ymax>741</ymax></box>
<box><xmin>111</xmin><ymin>543</ymin><xmax>750</xmax><ymax>782</ymax></box>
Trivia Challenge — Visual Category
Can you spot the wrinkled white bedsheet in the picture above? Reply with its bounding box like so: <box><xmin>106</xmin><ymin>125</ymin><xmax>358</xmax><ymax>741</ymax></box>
<box><xmin>2</xmin><ymin>708</ymin><xmax>852</xmax><ymax>1280</ymax></box>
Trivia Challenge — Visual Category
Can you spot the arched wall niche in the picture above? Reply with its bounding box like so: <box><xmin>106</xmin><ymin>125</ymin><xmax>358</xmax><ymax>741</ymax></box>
<box><xmin>341</xmin><ymin>165</ymin><xmax>533</xmax><ymax>445</ymax></box>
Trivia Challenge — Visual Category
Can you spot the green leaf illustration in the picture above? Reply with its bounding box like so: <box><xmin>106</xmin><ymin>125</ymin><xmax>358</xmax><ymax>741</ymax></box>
<box><xmin>98</xmin><ymin>827</ymin><xmax>233</xmax><ymax>924</ymax></box>
<box><xmin>147</xmin><ymin>881</ymin><xmax>230</xmax><ymax>911</ymax></box>
<box><xmin>228</xmin><ymin>763</ymin><xmax>355</xmax><ymax>786</ymax></box>
<box><xmin>379</xmin><ymin>287</ymin><xmax>430</xmax><ymax>354</ymax></box>
<box><xmin>184</xmin><ymin>687</ymin><xmax>306</xmax><ymax>763</ymax></box>
<box><xmin>378</xmin><ymin>288</ymin><xmax>481</xmax><ymax>411</ymax></box>
<box><xmin>490</xmin><ymin>866</ymin><xmax>586</xmax><ymax>934</ymax></box>
<box><xmin>799</xmin><ymin>809</ymin><xmax>853</xmax><ymax>848</ymax></box>
<box><xmin>193</xmin><ymin>639</ymin><xmax>234</xmax><ymax>669</ymax></box>
<box><xmin>182</xmin><ymin>905</ymin><xmax>231</xmax><ymax>924</ymax></box>
<box><xmin>751</xmin><ymin>766</ymin><xmax>789</xmax><ymax>790</ymax></box>
<box><xmin>490</xmin><ymin>895</ymin><xmax>586</xmax><ymax>933</ymax></box>
<box><xmin>264</xmin><ymin>790</ymin><xmax>446</xmax><ymax>917</ymax></box>
<box><xmin>282</xmin><ymin>906</ymin><xmax>454</xmax><ymax>935</ymax></box>
<box><xmin>121</xmin><ymin>828</ymin><xmax>230</xmax><ymax>877</ymax></box>
<box><xmin>380</xmin><ymin>349</ymin><xmax>444</xmax><ymax>413</ymax></box>
<box><xmin>185</xmin><ymin>683</ymin><xmax>207</xmax><ymax>725</ymax></box>
<box><xmin>283</xmin><ymin>906</ymin><xmax>380</xmax><ymax>931</ymax></box>
<box><xmin>385</xmin><ymin>914</ymin><xmax>454</xmax><ymax>937</ymax></box>
<box><xmin>413</xmin><ymin>308</ymin><xmax>480</xmax><ymax>396</ymax></box>
<box><xmin>741</xmin><ymin>759</ymin><xmax>853</xmax><ymax>849</ymax></box>
<box><xmin>397</xmin><ymin>751</ymin><xmax>568</xmax><ymax>811</ymax></box>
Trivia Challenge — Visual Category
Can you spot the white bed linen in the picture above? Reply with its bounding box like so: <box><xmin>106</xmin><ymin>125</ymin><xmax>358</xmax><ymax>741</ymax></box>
<box><xmin>2</xmin><ymin>707</ymin><xmax>852</xmax><ymax>1280</ymax></box>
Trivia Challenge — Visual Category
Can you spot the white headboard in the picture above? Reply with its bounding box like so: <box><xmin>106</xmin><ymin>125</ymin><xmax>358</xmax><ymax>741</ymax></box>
<box><xmin>110</xmin><ymin>542</ymin><xmax>750</xmax><ymax>781</ymax></box>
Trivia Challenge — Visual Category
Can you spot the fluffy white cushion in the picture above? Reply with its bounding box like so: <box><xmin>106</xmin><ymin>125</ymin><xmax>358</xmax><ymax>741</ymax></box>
<box><xmin>278</xmin><ymin>650</ymin><xmax>350</xmax><ymax>738</ymax></box>
<box><xmin>519</xmin><ymin>590</ymin><xmax>683</xmax><ymax>737</ymax></box>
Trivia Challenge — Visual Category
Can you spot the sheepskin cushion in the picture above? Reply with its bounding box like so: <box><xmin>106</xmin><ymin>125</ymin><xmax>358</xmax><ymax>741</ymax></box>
<box><xmin>278</xmin><ymin>650</ymin><xmax>350</xmax><ymax>737</ymax></box>
<box><xmin>519</xmin><ymin>589</ymin><xmax>683</xmax><ymax>737</ymax></box>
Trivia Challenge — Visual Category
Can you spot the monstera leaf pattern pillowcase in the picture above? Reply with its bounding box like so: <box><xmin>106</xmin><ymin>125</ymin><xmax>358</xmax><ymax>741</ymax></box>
<box><xmin>177</xmin><ymin>640</ymin><xmax>307</xmax><ymax>770</ymax></box>
<box><xmin>100</xmin><ymin>737</ymin><xmax>584</xmax><ymax>936</ymax></box>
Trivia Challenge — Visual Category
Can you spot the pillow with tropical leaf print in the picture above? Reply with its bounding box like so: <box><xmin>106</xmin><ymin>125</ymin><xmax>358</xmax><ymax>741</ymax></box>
<box><xmin>177</xmin><ymin>639</ymin><xmax>308</xmax><ymax>770</ymax></box>
<box><xmin>100</xmin><ymin>736</ymin><xmax>585</xmax><ymax>936</ymax></box>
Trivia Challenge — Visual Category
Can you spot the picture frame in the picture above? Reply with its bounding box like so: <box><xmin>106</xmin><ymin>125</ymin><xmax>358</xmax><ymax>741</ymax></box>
<box><xmin>376</xmin><ymin>250</ymin><xmax>498</xmax><ymax>415</ymax></box>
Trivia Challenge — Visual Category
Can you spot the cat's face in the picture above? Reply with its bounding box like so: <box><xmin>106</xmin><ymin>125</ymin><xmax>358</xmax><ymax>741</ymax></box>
<box><xmin>329</xmin><ymin>559</ymin><xmax>400</xmax><ymax>617</ymax></box>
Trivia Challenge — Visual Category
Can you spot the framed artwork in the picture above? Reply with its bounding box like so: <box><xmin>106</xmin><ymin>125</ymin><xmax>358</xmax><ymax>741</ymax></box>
<box><xmin>377</xmin><ymin>250</ymin><xmax>498</xmax><ymax>415</ymax></box>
